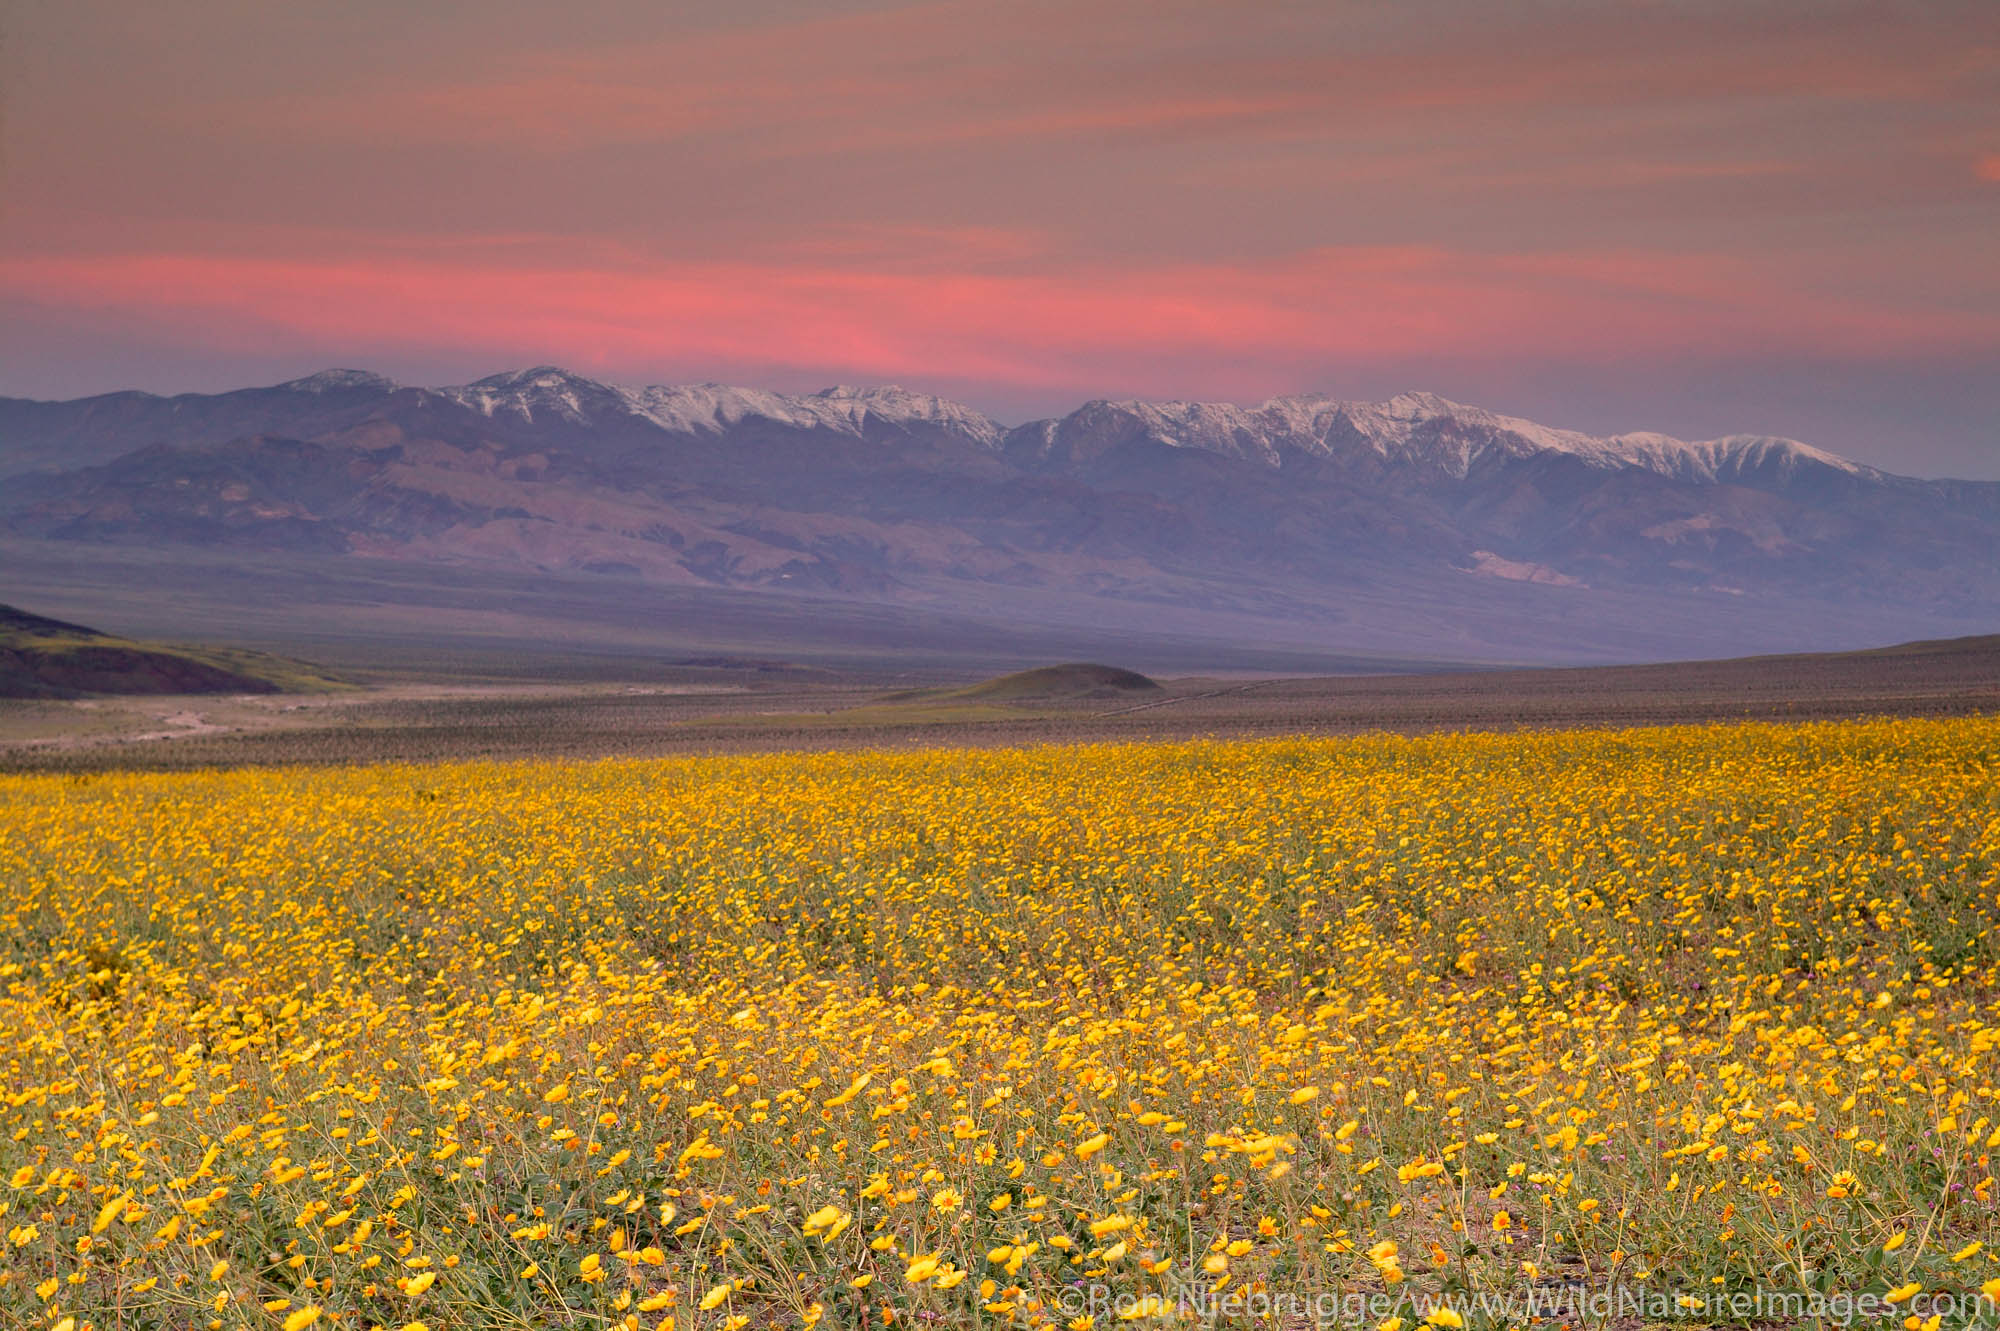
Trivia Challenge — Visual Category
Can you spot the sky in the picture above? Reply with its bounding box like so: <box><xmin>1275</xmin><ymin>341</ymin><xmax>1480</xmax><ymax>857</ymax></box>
<box><xmin>2</xmin><ymin>0</ymin><xmax>1996</xmax><ymax>476</ymax></box>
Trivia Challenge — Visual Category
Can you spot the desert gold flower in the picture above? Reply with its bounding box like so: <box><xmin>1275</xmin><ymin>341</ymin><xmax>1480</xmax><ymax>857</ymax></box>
<box><xmin>0</xmin><ymin>718</ymin><xmax>1990</xmax><ymax>1328</ymax></box>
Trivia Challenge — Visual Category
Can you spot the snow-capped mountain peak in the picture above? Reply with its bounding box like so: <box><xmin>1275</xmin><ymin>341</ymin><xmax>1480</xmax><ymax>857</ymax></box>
<box><xmin>427</xmin><ymin>369</ymin><xmax>1006</xmax><ymax>447</ymax></box>
<box><xmin>280</xmin><ymin>369</ymin><xmax>400</xmax><ymax>395</ymax></box>
<box><xmin>1303</xmin><ymin>392</ymin><xmax>1865</xmax><ymax>482</ymax></box>
<box><xmin>271</xmin><ymin>366</ymin><xmax>1873</xmax><ymax>487</ymax></box>
<box><xmin>1335</xmin><ymin>392</ymin><xmax>1629</xmax><ymax>469</ymax></box>
<box><xmin>1001</xmin><ymin>386</ymin><xmax>1875</xmax><ymax>486</ymax></box>
<box><xmin>440</xmin><ymin>367</ymin><xmax>629</xmax><ymax>425</ymax></box>
<box><xmin>803</xmin><ymin>384</ymin><xmax>1006</xmax><ymax>447</ymax></box>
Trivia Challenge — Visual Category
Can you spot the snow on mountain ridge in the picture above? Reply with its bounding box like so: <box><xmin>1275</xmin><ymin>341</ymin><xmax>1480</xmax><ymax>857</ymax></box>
<box><xmin>1669</xmin><ymin>434</ymin><xmax>1868</xmax><ymax>479</ymax></box>
<box><xmin>813</xmin><ymin>384</ymin><xmax>1007</xmax><ymax>441</ymax></box>
<box><xmin>430</xmin><ymin>368</ymin><xmax>1006</xmax><ymax>446</ymax></box>
<box><xmin>441</xmin><ymin>367</ymin><xmax>628</xmax><ymax>425</ymax></box>
<box><xmin>1055</xmin><ymin>389</ymin><xmax>1854</xmax><ymax>482</ymax></box>
<box><xmin>279</xmin><ymin>369</ymin><xmax>401</xmax><ymax>394</ymax></box>
<box><xmin>1282</xmin><ymin>392</ymin><xmax>1860</xmax><ymax>481</ymax></box>
<box><xmin>614</xmin><ymin>383</ymin><xmax>1006</xmax><ymax>447</ymax></box>
<box><xmin>1344</xmin><ymin>391</ymin><xmax>1619</xmax><ymax>463</ymax></box>
<box><xmin>366</xmin><ymin>366</ymin><xmax>1868</xmax><ymax>483</ymax></box>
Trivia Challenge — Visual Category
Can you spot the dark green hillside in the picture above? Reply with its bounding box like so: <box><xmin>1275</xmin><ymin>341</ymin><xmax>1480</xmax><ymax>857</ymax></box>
<box><xmin>0</xmin><ymin>603</ymin><xmax>344</xmax><ymax>698</ymax></box>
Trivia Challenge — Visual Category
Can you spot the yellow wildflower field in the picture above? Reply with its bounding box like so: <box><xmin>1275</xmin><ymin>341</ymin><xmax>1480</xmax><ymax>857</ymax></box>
<box><xmin>2</xmin><ymin>718</ymin><xmax>1997</xmax><ymax>1329</ymax></box>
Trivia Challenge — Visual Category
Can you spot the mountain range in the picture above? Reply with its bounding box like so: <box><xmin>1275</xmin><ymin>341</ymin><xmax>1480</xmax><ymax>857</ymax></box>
<box><xmin>2</xmin><ymin>367</ymin><xmax>1994</xmax><ymax>667</ymax></box>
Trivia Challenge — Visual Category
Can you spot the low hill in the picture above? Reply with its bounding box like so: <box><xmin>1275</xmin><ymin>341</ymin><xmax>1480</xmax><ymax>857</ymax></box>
<box><xmin>0</xmin><ymin>604</ymin><xmax>104</xmax><ymax>637</ymax></box>
<box><xmin>0</xmin><ymin>603</ymin><xmax>345</xmax><ymax>699</ymax></box>
<box><xmin>884</xmin><ymin>662</ymin><xmax>1161</xmax><ymax>705</ymax></box>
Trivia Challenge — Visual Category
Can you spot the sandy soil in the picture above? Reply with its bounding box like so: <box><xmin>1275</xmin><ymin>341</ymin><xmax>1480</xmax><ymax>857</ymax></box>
<box><xmin>3</xmin><ymin>635</ymin><xmax>1994</xmax><ymax>773</ymax></box>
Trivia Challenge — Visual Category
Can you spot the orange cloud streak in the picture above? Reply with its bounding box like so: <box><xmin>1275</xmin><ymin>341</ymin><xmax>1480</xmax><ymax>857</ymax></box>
<box><xmin>222</xmin><ymin>1</ymin><xmax>1990</xmax><ymax>159</ymax></box>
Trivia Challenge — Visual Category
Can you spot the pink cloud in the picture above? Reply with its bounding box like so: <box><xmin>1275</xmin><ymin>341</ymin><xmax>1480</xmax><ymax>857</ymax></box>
<box><xmin>5</xmin><ymin>246</ymin><xmax>1994</xmax><ymax>400</ymax></box>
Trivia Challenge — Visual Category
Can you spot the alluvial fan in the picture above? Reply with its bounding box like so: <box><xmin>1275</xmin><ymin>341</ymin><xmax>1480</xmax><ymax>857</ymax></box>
<box><xmin>1</xmin><ymin>719</ymin><xmax>1998</xmax><ymax>1328</ymax></box>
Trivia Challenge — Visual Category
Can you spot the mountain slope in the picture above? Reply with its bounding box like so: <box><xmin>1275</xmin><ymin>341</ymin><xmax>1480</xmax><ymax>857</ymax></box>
<box><xmin>2</xmin><ymin>369</ymin><xmax>1993</xmax><ymax>663</ymax></box>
